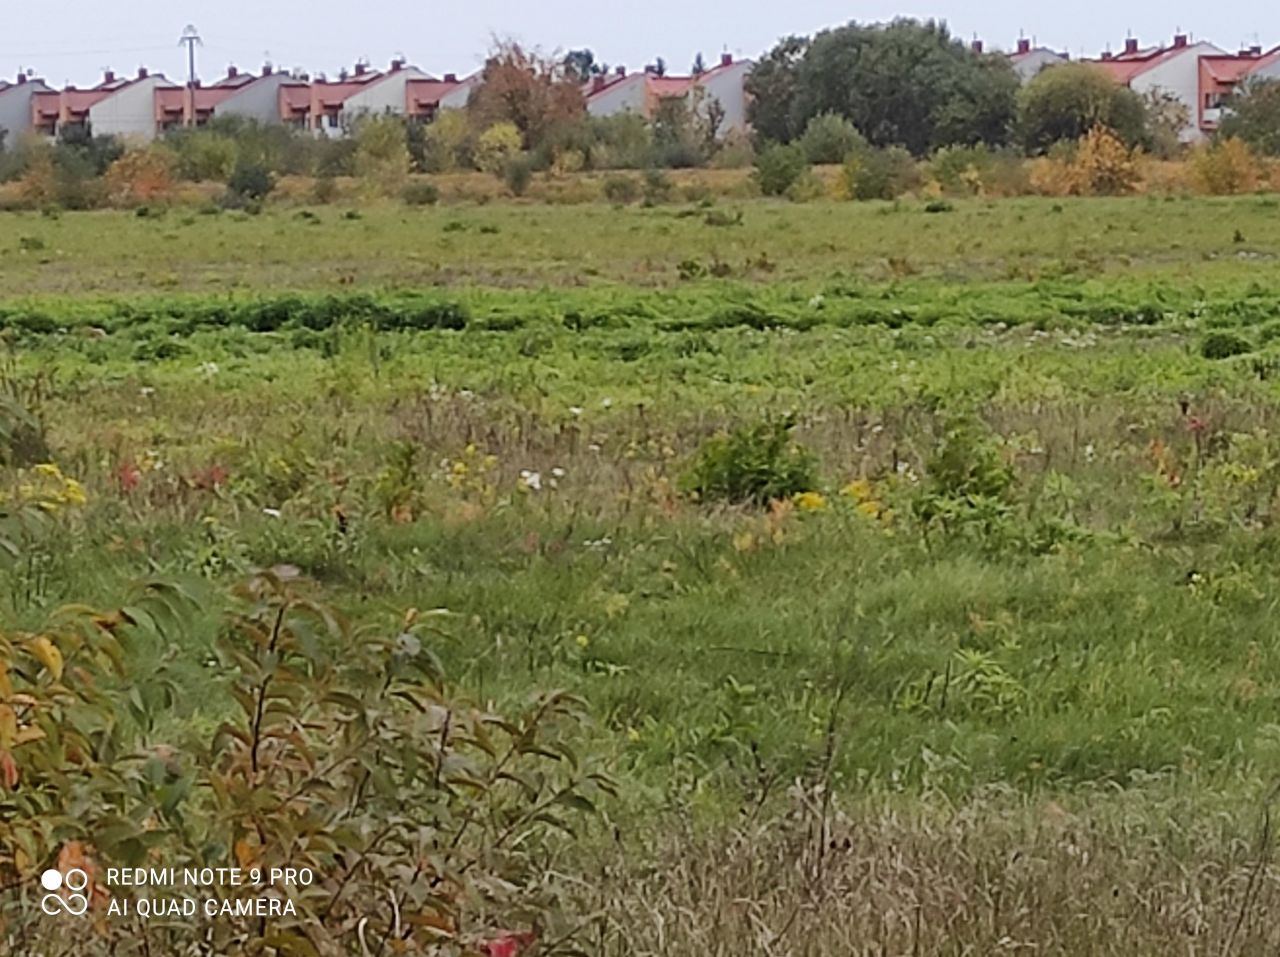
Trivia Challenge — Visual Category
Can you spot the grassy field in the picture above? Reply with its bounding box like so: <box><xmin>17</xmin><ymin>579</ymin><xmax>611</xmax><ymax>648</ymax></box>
<box><xmin>7</xmin><ymin>194</ymin><xmax>1280</xmax><ymax>952</ymax></box>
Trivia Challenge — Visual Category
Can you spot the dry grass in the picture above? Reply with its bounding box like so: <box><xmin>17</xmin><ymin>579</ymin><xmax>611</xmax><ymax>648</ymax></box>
<box><xmin>588</xmin><ymin>787</ymin><xmax>1280</xmax><ymax>955</ymax></box>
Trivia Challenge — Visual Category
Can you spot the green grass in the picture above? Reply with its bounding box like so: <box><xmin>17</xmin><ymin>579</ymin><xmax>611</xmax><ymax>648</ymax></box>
<box><xmin>7</xmin><ymin>193</ymin><xmax>1280</xmax><ymax>948</ymax></box>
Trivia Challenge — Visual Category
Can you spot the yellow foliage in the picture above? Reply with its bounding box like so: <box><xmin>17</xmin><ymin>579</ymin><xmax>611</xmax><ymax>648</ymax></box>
<box><xmin>1069</xmin><ymin>126</ymin><xmax>1140</xmax><ymax>196</ymax></box>
<box><xmin>103</xmin><ymin>147</ymin><xmax>175</xmax><ymax>206</ymax></box>
<box><xmin>1190</xmin><ymin>138</ymin><xmax>1259</xmax><ymax>195</ymax></box>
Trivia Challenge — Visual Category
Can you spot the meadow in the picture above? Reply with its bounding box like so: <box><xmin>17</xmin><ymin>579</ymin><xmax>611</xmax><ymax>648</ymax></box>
<box><xmin>6</xmin><ymin>194</ymin><xmax>1280</xmax><ymax>953</ymax></box>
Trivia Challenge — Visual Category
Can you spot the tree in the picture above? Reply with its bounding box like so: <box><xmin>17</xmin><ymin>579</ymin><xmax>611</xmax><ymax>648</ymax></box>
<box><xmin>745</xmin><ymin>35</ymin><xmax>810</xmax><ymax>145</ymax></box>
<box><xmin>1143</xmin><ymin>89</ymin><xmax>1190</xmax><ymax>159</ymax></box>
<box><xmin>799</xmin><ymin>112</ymin><xmax>866</xmax><ymax>164</ymax></box>
<box><xmin>562</xmin><ymin>49</ymin><xmax>598</xmax><ymax>81</ymax></box>
<box><xmin>692</xmin><ymin>52</ymin><xmax>707</xmax><ymax>75</ymax></box>
<box><xmin>787</xmin><ymin>19</ymin><xmax>1018</xmax><ymax>156</ymax></box>
<box><xmin>1017</xmin><ymin>63</ymin><xmax>1147</xmax><ymax>153</ymax></box>
<box><xmin>474</xmin><ymin>122</ymin><xmax>522</xmax><ymax>174</ymax></box>
<box><xmin>468</xmin><ymin>40</ymin><xmax>586</xmax><ymax>152</ymax></box>
<box><xmin>353</xmin><ymin>115</ymin><xmax>410</xmax><ymax>196</ymax></box>
<box><xmin>1219</xmin><ymin>78</ymin><xmax>1280</xmax><ymax>156</ymax></box>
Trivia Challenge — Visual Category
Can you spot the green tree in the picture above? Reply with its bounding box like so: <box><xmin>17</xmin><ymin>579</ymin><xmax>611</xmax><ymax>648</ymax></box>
<box><xmin>1219</xmin><ymin>78</ymin><xmax>1280</xmax><ymax>156</ymax></box>
<box><xmin>353</xmin><ymin>115</ymin><xmax>411</xmax><ymax>196</ymax></box>
<box><xmin>799</xmin><ymin>112</ymin><xmax>867</xmax><ymax>163</ymax></box>
<box><xmin>790</xmin><ymin>19</ymin><xmax>1018</xmax><ymax>155</ymax></box>
<box><xmin>1017</xmin><ymin>63</ymin><xmax>1148</xmax><ymax>153</ymax></box>
<box><xmin>745</xmin><ymin>36</ymin><xmax>810</xmax><ymax>145</ymax></box>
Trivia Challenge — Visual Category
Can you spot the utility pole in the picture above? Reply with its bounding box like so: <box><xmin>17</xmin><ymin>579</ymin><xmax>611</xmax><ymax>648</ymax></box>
<box><xmin>179</xmin><ymin>24</ymin><xmax>201</xmax><ymax>126</ymax></box>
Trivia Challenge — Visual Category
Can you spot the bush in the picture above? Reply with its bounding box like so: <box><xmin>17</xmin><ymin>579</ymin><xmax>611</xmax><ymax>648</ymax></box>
<box><xmin>503</xmin><ymin>154</ymin><xmax>536</xmax><ymax>196</ymax></box>
<box><xmin>1191</xmin><ymin>138</ymin><xmax>1259</xmax><ymax>195</ymax></box>
<box><xmin>475</xmin><ymin>122</ymin><xmax>523</xmax><ymax>175</ymax></box>
<box><xmin>102</xmin><ymin>147</ymin><xmax>175</xmax><ymax>207</ymax></box>
<box><xmin>226</xmin><ymin>160</ymin><xmax>274</xmax><ymax>200</ymax></box>
<box><xmin>682</xmin><ymin>416</ymin><xmax>819</xmax><ymax>505</ymax></box>
<box><xmin>602</xmin><ymin>173</ymin><xmax>642</xmax><ymax>204</ymax></box>
<box><xmin>753</xmin><ymin>143</ymin><xmax>809</xmax><ymax>197</ymax></box>
<box><xmin>1069</xmin><ymin>126</ymin><xmax>1139</xmax><ymax>196</ymax></box>
<box><xmin>842</xmin><ymin>146</ymin><xmax>921</xmax><ymax>200</ymax></box>
<box><xmin>1201</xmin><ymin>331</ymin><xmax>1253</xmax><ymax>360</ymax></box>
<box><xmin>401</xmin><ymin>179</ymin><xmax>440</xmax><ymax>206</ymax></box>
<box><xmin>311</xmin><ymin>174</ymin><xmax>338</xmax><ymax>204</ymax></box>
<box><xmin>928</xmin><ymin>144</ymin><xmax>1029</xmax><ymax>197</ymax></box>
<box><xmin>642</xmin><ymin>168</ymin><xmax>674</xmax><ymax>204</ymax></box>
<box><xmin>800</xmin><ymin>112</ymin><xmax>867</xmax><ymax>165</ymax></box>
<box><xmin>353</xmin><ymin>116</ymin><xmax>411</xmax><ymax>197</ymax></box>
<box><xmin>785</xmin><ymin>169</ymin><xmax>827</xmax><ymax>202</ymax></box>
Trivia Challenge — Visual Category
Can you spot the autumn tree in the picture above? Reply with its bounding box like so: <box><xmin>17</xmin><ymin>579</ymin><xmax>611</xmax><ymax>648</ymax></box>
<box><xmin>468</xmin><ymin>40</ymin><xmax>586</xmax><ymax>152</ymax></box>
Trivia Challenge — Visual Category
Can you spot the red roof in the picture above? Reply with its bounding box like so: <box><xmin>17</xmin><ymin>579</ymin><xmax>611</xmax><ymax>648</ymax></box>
<box><xmin>405</xmin><ymin>77</ymin><xmax>463</xmax><ymax>111</ymax></box>
<box><xmin>1201</xmin><ymin>48</ymin><xmax>1280</xmax><ymax>83</ymax></box>
<box><xmin>279</xmin><ymin>83</ymin><xmax>310</xmax><ymax>115</ymax></box>
<box><xmin>31</xmin><ymin>90</ymin><xmax>60</xmax><ymax>118</ymax></box>
<box><xmin>1085</xmin><ymin>46</ymin><xmax>1184</xmax><ymax>83</ymax></box>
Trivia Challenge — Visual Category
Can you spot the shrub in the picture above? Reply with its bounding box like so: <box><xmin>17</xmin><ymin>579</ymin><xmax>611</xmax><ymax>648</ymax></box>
<box><xmin>842</xmin><ymin>146</ymin><xmax>921</xmax><ymax>200</ymax></box>
<box><xmin>475</xmin><ymin>122</ymin><xmax>523</xmax><ymax>175</ymax></box>
<box><xmin>1201</xmin><ymin>331</ymin><xmax>1253</xmax><ymax>360</ymax></box>
<box><xmin>1191</xmin><ymin>138</ymin><xmax>1259</xmax><ymax>195</ymax></box>
<box><xmin>0</xmin><ymin>573</ymin><xmax>614</xmax><ymax>954</ymax></box>
<box><xmin>753</xmin><ymin>142</ymin><xmax>809</xmax><ymax>197</ymax></box>
<box><xmin>785</xmin><ymin>169</ymin><xmax>827</xmax><ymax>202</ymax></box>
<box><xmin>402</xmin><ymin>179</ymin><xmax>440</xmax><ymax>206</ymax></box>
<box><xmin>641</xmin><ymin>168</ymin><xmax>675</xmax><ymax>204</ymax></box>
<box><xmin>353</xmin><ymin>116</ymin><xmax>411</xmax><ymax>197</ymax></box>
<box><xmin>102</xmin><ymin>147</ymin><xmax>175</xmax><ymax>207</ymax></box>
<box><xmin>928</xmin><ymin>144</ymin><xmax>1029</xmax><ymax>197</ymax></box>
<box><xmin>603</xmin><ymin>173</ymin><xmax>642</xmax><ymax>204</ymax></box>
<box><xmin>226</xmin><ymin>160</ymin><xmax>274</xmax><ymax>200</ymax></box>
<box><xmin>682</xmin><ymin>416</ymin><xmax>819</xmax><ymax>505</ymax></box>
<box><xmin>800</xmin><ymin>112</ymin><xmax>867</xmax><ymax>165</ymax></box>
<box><xmin>311</xmin><ymin>174</ymin><xmax>338</xmax><ymax>204</ymax></box>
<box><xmin>1069</xmin><ymin>126</ymin><xmax>1139</xmax><ymax>196</ymax></box>
<box><xmin>503</xmin><ymin>154</ymin><xmax>536</xmax><ymax>196</ymax></box>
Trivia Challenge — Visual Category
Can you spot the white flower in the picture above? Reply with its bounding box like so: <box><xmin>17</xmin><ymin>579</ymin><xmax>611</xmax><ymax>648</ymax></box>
<box><xmin>1084</xmin><ymin>443</ymin><xmax>1096</xmax><ymax>463</ymax></box>
<box><xmin>140</xmin><ymin>386</ymin><xmax>156</xmax><ymax>397</ymax></box>
<box><xmin>551</xmin><ymin>467</ymin><xmax>566</xmax><ymax>478</ymax></box>
<box><xmin>199</xmin><ymin>361</ymin><xmax>219</xmax><ymax>377</ymax></box>
<box><xmin>569</xmin><ymin>406</ymin><xmax>584</xmax><ymax>417</ymax></box>
<box><xmin>588</xmin><ymin>443</ymin><xmax>602</xmax><ymax>453</ymax></box>
<box><xmin>520</xmin><ymin>470</ymin><xmax>542</xmax><ymax>492</ymax></box>
<box><xmin>808</xmin><ymin>293</ymin><xmax>825</xmax><ymax>308</ymax></box>
<box><xmin>601</xmin><ymin>397</ymin><xmax>614</xmax><ymax>408</ymax></box>
<box><xmin>263</xmin><ymin>507</ymin><xmax>282</xmax><ymax>518</ymax></box>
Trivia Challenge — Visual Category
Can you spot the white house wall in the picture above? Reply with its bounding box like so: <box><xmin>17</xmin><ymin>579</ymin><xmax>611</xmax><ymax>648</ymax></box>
<box><xmin>697</xmin><ymin>61</ymin><xmax>752</xmax><ymax>134</ymax></box>
<box><xmin>587</xmin><ymin>77</ymin><xmax>647</xmax><ymax>119</ymax></box>
<box><xmin>89</xmin><ymin>76</ymin><xmax>176</xmax><ymax>140</ymax></box>
<box><xmin>341</xmin><ymin>67</ymin><xmax>431</xmax><ymax>120</ymax></box>
<box><xmin>1129</xmin><ymin>41</ymin><xmax>1224</xmax><ymax>142</ymax></box>
<box><xmin>1013</xmin><ymin>50</ymin><xmax>1067</xmax><ymax>82</ymax></box>
<box><xmin>216</xmin><ymin>74</ymin><xmax>296</xmax><ymax>124</ymax></box>
<box><xmin>0</xmin><ymin>80</ymin><xmax>49</xmax><ymax>143</ymax></box>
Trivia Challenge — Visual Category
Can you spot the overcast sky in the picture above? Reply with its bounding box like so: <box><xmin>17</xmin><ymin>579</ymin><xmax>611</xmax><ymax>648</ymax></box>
<box><xmin>4</xmin><ymin>1</ymin><xmax>1278</xmax><ymax>88</ymax></box>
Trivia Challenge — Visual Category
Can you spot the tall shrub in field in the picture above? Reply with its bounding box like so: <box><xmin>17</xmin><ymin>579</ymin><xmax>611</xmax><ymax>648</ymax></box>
<box><xmin>753</xmin><ymin>142</ymin><xmax>809</xmax><ymax>196</ymax></box>
<box><xmin>1070</xmin><ymin>126</ymin><xmax>1139</xmax><ymax>195</ymax></box>
<box><xmin>0</xmin><ymin>571</ymin><xmax>613</xmax><ymax>954</ymax></box>
<box><xmin>474</xmin><ymin>122</ymin><xmax>523</xmax><ymax>175</ymax></box>
<box><xmin>799</xmin><ymin>112</ymin><xmax>867</xmax><ymax>164</ymax></box>
<box><xmin>421</xmin><ymin>108</ymin><xmax>473</xmax><ymax>172</ymax></box>
<box><xmin>103</xmin><ymin>147</ymin><xmax>176</xmax><ymax>206</ymax></box>
<box><xmin>353</xmin><ymin>115</ymin><xmax>411</xmax><ymax>197</ymax></box>
<box><xmin>1191</xmin><ymin>138</ymin><xmax>1259</xmax><ymax>194</ymax></box>
<box><xmin>1219</xmin><ymin>78</ymin><xmax>1280</xmax><ymax>156</ymax></box>
<box><xmin>468</xmin><ymin>40</ymin><xmax>586</xmax><ymax>152</ymax></box>
<box><xmin>682</xmin><ymin>416</ymin><xmax>818</xmax><ymax>505</ymax></box>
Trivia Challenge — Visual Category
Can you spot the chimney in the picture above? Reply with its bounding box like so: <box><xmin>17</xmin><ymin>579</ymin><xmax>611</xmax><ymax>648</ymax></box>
<box><xmin>137</xmin><ymin>66</ymin><xmax>148</xmax><ymax>79</ymax></box>
<box><xmin>390</xmin><ymin>58</ymin><xmax>405</xmax><ymax>71</ymax></box>
<box><xmin>616</xmin><ymin>64</ymin><xmax>626</xmax><ymax>76</ymax></box>
<box><xmin>720</xmin><ymin>52</ymin><xmax>733</xmax><ymax>66</ymax></box>
<box><xmin>103</xmin><ymin>69</ymin><xmax>115</xmax><ymax>84</ymax></box>
<box><xmin>17</xmin><ymin>72</ymin><xmax>26</xmax><ymax>85</ymax></box>
<box><xmin>1173</xmin><ymin>34</ymin><xmax>1188</xmax><ymax>48</ymax></box>
<box><xmin>1251</xmin><ymin>45</ymin><xmax>1263</xmax><ymax>56</ymax></box>
<box><xmin>262</xmin><ymin>62</ymin><xmax>272</xmax><ymax>77</ymax></box>
<box><xmin>227</xmin><ymin>65</ymin><xmax>238</xmax><ymax>78</ymax></box>
<box><xmin>443</xmin><ymin>72</ymin><xmax>457</xmax><ymax>83</ymax></box>
<box><xmin>971</xmin><ymin>39</ymin><xmax>984</xmax><ymax>54</ymax></box>
<box><xmin>1016</xmin><ymin>38</ymin><xmax>1031</xmax><ymax>55</ymax></box>
<box><xmin>591</xmin><ymin>74</ymin><xmax>606</xmax><ymax>93</ymax></box>
<box><xmin>1101</xmin><ymin>50</ymin><xmax>1114</xmax><ymax>60</ymax></box>
<box><xmin>355</xmin><ymin>62</ymin><xmax>367</xmax><ymax>76</ymax></box>
<box><xmin>1124</xmin><ymin>37</ymin><xmax>1139</xmax><ymax>55</ymax></box>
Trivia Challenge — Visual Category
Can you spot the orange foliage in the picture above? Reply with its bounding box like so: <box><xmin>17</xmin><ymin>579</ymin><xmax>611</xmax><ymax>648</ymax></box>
<box><xmin>467</xmin><ymin>40</ymin><xmax>585</xmax><ymax>149</ymax></box>
<box><xmin>103</xmin><ymin>147</ymin><xmax>175</xmax><ymax>206</ymax></box>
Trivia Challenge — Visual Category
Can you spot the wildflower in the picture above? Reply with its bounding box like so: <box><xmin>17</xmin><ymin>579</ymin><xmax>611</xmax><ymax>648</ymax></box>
<box><xmin>569</xmin><ymin>406</ymin><xmax>584</xmax><ymax>417</ymax></box>
<box><xmin>808</xmin><ymin>293</ymin><xmax>825</xmax><ymax>308</ymax></box>
<box><xmin>551</xmin><ymin>467</ymin><xmax>566</xmax><ymax>478</ymax></box>
<box><xmin>841</xmin><ymin>479</ymin><xmax>874</xmax><ymax>502</ymax></box>
<box><xmin>627</xmin><ymin>727</ymin><xmax>642</xmax><ymax>743</ymax></box>
<box><xmin>601</xmin><ymin>397</ymin><xmax>614</xmax><ymax>408</ymax></box>
<box><xmin>262</xmin><ymin>507</ymin><xmax>282</xmax><ymax>518</ymax></box>
<box><xmin>139</xmin><ymin>386</ymin><xmax>156</xmax><ymax>397</ymax></box>
<box><xmin>199</xmin><ymin>361</ymin><xmax>219</xmax><ymax>378</ymax></box>
<box><xmin>575</xmin><ymin>634</ymin><xmax>590</xmax><ymax>649</ymax></box>
<box><xmin>794</xmin><ymin>491</ymin><xmax>827</xmax><ymax>512</ymax></box>
<box><xmin>519</xmin><ymin>470</ymin><xmax>542</xmax><ymax>492</ymax></box>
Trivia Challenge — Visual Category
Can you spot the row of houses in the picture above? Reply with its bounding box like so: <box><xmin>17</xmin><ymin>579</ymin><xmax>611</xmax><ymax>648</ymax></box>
<box><xmin>0</xmin><ymin>35</ymin><xmax>1277</xmax><ymax>148</ymax></box>
<box><xmin>0</xmin><ymin>53</ymin><xmax>753</xmax><ymax>145</ymax></box>
<box><xmin>1006</xmin><ymin>33</ymin><xmax>1280</xmax><ymax>141</ymax></box>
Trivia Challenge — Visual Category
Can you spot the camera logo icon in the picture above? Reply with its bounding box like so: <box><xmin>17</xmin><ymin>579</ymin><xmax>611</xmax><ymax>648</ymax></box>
<box><xmin>40</xmin><ymin>868</ymin><xmax>90</xmax><ymax>917</ymax></box>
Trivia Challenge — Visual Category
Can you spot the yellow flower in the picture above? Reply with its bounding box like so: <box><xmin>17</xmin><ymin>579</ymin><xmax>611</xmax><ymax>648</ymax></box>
<box><xmin>575</xmin><ymin>634</ymin><xmax>590</xmax><ymax>649</ymax></box>
<box><xmin>856</xmin><ymin>499</ymin><xmax>882</xmax><ymax>519</ymax></box>
<box><xmin>793</xmin><ymin>491</ymin><xmax>827</xmax><ymax>512</ymax></box>
<box><xmin>627</xmin><ymin>727</ymin><xmax>641</xmax><ymax>743</ymax></box>
<box><xmin>841</xmin><ymin>478</ymin><xmax>874</xmax><ymax>502</ymax></box>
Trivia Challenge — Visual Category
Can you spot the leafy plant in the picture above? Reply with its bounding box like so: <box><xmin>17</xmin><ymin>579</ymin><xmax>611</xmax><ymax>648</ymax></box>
<box><xmin>682</xmin><ymin>416</ymin><xmax>818</xmax><ymax>505</ymax></box>
<box><xmin>752</xmin><ymin>143</ymin><xmax>808</xmax><ymax>197</ymax></box>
